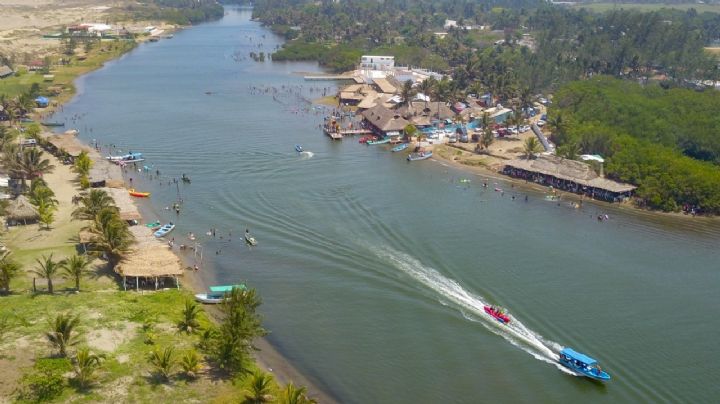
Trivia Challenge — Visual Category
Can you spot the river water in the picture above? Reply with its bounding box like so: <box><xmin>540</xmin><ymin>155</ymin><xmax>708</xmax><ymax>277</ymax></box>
<box><xmin>52</xmin><ymin>7</ymin><xmax>720</xmax><ymax>403</ymax></box>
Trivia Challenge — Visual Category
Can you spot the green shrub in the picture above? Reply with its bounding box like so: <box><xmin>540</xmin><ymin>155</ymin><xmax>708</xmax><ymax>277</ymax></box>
<box><xmin>16</xmin><ymin>358</ymin><xmax>71</xmax><ymax>402</ymax></box>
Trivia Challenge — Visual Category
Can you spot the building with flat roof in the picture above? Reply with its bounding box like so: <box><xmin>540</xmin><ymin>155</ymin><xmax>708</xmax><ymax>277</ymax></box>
<box><xmin>360</xmin><ymin>55</ymin><xmax>395</xmax><ymax>71</ymax></box>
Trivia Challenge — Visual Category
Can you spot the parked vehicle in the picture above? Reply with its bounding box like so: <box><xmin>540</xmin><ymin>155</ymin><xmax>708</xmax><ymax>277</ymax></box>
<box><xmin>448</xmin><ymin>134</ymin><xmax>458</xmax><ymax>143</ymax></box>
<box><xmin>460</xmin><ymin>134</ymin><xmax>469</xmax><ymax>143</ymax></box>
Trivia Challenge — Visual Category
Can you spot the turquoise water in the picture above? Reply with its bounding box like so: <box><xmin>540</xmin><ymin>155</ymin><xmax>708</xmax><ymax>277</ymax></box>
<box><xmin>53</xmin><ymin>7</ymin><xmax>720</xmax><ymax>403</ymax></box>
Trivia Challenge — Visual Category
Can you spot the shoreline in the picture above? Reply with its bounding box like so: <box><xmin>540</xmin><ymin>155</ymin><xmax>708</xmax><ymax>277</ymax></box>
<box><xmin>46</xmin><ymin>73</ymin><xmax>337</xmax><ymax>404</ymax></box>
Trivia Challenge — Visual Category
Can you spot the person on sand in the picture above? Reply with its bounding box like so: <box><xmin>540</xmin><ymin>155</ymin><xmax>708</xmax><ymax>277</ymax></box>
<box><xmin>194</xmin><ymin>264</ymin><xmax>199</xmax><ymax>271</ymax></box>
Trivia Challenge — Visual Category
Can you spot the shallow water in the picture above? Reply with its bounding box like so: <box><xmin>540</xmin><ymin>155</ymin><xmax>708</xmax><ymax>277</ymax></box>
<box><xmin>53</xmin><ymin>7</ymin><xmax>720</xmax><ymax>403</ymax></box>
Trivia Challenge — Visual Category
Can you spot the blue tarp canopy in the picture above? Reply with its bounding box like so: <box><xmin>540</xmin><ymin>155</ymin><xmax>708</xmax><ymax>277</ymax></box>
<box><xmin>209</xmin><ymin>284</ymin><xmax>246</xmax><ymax>293</ymax></box>
<box><xmin>35</xmin><ymin>96</ymin><xmax>49</xmax><ymax>106</ymax></box>
<box><xmin>561</xmin><ymin>348</ymin><xmax>598</xmax><ymax>365</ymax></box>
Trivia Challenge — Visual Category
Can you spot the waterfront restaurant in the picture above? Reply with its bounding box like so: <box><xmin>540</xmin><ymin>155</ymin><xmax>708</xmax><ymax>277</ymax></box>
<box><xmin>361</xmin><ymin>104</ymin><xmax>410</xmax><ymax>137</ymax></box>
<box><xmin>503</xmin><ymin>155</ymin><xmax>636</xmax><ymax>202</ymax></box>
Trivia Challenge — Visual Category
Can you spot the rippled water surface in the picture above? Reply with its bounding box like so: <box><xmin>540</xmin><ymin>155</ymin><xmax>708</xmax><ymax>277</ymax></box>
<box><xmin>53</xmin><ymin>7</ymin><xmax>720</xmax><ymax>403</ymax></box>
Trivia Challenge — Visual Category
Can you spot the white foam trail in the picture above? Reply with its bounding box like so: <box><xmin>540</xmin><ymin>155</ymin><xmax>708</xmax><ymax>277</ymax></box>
<box><xmin>300</xmin><ymin>151</ymin><xmax>314</xmax><ymax>159</ymax></box>
<box><xmin>375</xmin><ymin>247</ymin><xmax>573</xmax><ymax>374</ymax></box>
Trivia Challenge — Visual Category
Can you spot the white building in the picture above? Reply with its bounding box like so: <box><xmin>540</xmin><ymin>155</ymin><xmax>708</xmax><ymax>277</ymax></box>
<box><xmin>444</xmin><ymin>19</ymin><xmax>458</xmax><ymax>29</ymax></box>
<box><xmin>360</xmin><ymin>55</ymin><xmax>395</xmax><ymax>71</ymax></box>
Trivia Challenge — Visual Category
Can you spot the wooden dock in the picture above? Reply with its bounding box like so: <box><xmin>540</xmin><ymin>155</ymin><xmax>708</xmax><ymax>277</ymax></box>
<box><xmin>305</xmin><ymin>74</ymin><xmax>363</xmax><ymax>83</ymax></box>
<box><xmin>324</xmin><ymin>128</ymin><xmax>372</xmax><ymax>140</ymax></box>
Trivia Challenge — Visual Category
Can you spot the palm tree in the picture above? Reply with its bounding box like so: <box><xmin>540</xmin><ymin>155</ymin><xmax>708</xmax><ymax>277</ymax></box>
<box><xmin>179</xmin><ymin>350</ymin><xmax>201</xmax><ymax>379</ymax></box>
<box><xmin>29</xmin><ymin>183</ymin><xmax>58</xmax><ymax>208</ymax></box>
<box><xmin>0</xmin><ymin>256</ymin><xmax>21</xmax><ymax>295</ymax></box>
<box><xmin>13</xmin><ymin>148</ymin><xmax>55</xmax><ymax>189</ymax></box>
<box><xmin>47</xmin><ymin>313</ymin><xmax>81</xmax><ymax>357</ymax></box>
<box><xmin>37</xmin><ymin>199</ymin><xmax>56</xmax><ymax>230</ymax></box>
<box><xmin>523</xmin><ymin>137</ymin><xmax>543</xmax><ymax>160</ymax></box>
<box><xmin>31</xmin><ymin>253</ymin><xmax>66</xmax><ymax>294</ymax></box>
<box><xmin>63</xmin><ymin>254</ymin><xmax>90</xmax><ymax>291</ymax></box>
<box><xmin>71</xmin><ymin>189</ymin><xmax>116</xmax><ymax>220</ymax></box>
<box><xmin>73</xmin><ymin>151</ymin><xmax>93</xmax><ymax>178</ymax></box>
<box><xmin>399</xmin><ymin>79</ymin><xmax>415</xmax><ymax>107</ymax></box>
<box><xmin>547</xmin><ymin>113</ymin><xmax>567</xmax><ymax>143</ymax></box>
<box><xmin>73</xmin><ymin>347</ymin><xmax>105</xmax><ymax>389</ymax></box>
<box><xmin>280</xmin><ymin>382</ymin><xmax>317</xmax><ymax>404</ymax></box>
<box><xmin>557</xmin><ymin>142</ymin><xmax>582</xmax><ymax>160</ymax></box>
<box><xmin>481</xmin><ymin>127</ymin><xmax>494</xmax><ymax>150</ymax></box>
<box><xmin>512</xmin><ymin>108</ymin><xmax>525</xmax><ymax>136</ymax></box>
<box><xmin>242</xmin><ymin>371</ymin><xmax>274</xmax><ymax>404</ymax></box>
<box><xmin>177</xmin><ymin>300</ymin><xmax>201</xmax><ymax>334</ymax></box>
<box><xmin>87</xmin><ymin>212</ymin><xmax>134</xmax><ymax>263</ymax></box>
<box><xmin>148</xmin><ymin>346</ymin><xmax>175</xmax><ymax>381</ymax></box>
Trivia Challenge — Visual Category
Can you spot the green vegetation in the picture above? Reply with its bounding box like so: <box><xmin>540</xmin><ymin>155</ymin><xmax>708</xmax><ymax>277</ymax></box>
<box><xmin>551</xmin><ymin>77</ymin><xmax>720</xmax><ymax>213</ymax></box>
<box><xmin>254</xmin><ymin>0</ymin><xmax>720</xmax><ymax>90</ymax></box>
<box><xmin>573</xmin><ymin>2</ymin><xmax>720</xmax><ymax>14</ymax></box>
<box><xmin>119</xmin><ymin>0</ymin><xmax>224</xmax><ymax>25</ymax></box>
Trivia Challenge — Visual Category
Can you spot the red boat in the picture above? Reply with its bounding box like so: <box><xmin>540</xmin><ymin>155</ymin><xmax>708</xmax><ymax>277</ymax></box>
<box><xmin>484</xmin><ymin>305</ymin><xmax>511</xmax><ymax>324</ymax></box>
<box><xmin>359</xmin><ymin>136</ymin><xmax>370</xmax><ymax>144</ymax></box>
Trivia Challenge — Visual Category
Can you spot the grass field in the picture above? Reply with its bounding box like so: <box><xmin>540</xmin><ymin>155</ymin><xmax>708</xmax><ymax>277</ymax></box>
<box><xmin>572</xmin><ymin>2</ymin><xmax>720</xmax><ymax>13</ymax></box>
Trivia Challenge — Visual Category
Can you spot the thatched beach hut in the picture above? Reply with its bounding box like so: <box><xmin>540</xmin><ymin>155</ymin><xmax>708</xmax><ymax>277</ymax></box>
<box><xmin>5</xmin><ymin>195</ymin><xmax>39</xmax><ymax>225</ymax></box>
<box><xmin>115</xmin><ymin>226</ymin><xmax>183</xmax><ymax>290</ymax></box>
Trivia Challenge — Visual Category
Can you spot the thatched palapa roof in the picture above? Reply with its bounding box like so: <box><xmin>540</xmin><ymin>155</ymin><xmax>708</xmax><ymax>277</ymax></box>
<box><xmin>361</xmin><ymin>105</ymin><xmax>410</xmax><ymax>133</ymax></box>
<box><xmin>505</xmin><ymin>156</ymin><xmax>636</xmax><ymax>193</ymax></box>
<box><xmin>41</xmin><ymin>132</ymin><xmax>90</xmax><ymax>157</ymax></box>
<box><xmin>5</xmin><ymin>195</ymin><xmax>38</xmax><ymax>221</ymax></box>
<box><xmin>114</xmin><ymin>226</ymin><xmax>183</xmax><ymax>278</ymax></box>
<box><xmin>103</xmin><ymin>187</ymin><xmax>141</xmax><ymax>221</ymax></box>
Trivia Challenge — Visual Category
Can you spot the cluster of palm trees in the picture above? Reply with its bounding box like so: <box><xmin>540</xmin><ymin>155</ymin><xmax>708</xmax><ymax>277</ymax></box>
<box><xmin>73</xmin><ymin>150</ymin><xmax>92</xmax><ymax>189</ymax></box>
<box><xmin>2</xmin><ymin>143</ymin><xmax>55</xmax><ymax>191</ymax></box>
<box><xmin>1</xmin><ymin>250</ymin><xmax>92</xmax><ymax>295</ymax></box>
<box><xmin>30</xmin><ymin>252</ymin><xmax>92</xmax><ymax>293</ymax></box>
<box><xmin>46</xmin><ymin>312</ymin><xmax>105</xmax><ymax>390</ymax></box>
<box><xmin>72</xmin><ymin>189</ymin><xmax>134</xmax><ymax>263</ymax></box>
<box><xmin>0</xmin><ymin>93</ymin><xmax>37</xmax><ymax>126</ymax></box>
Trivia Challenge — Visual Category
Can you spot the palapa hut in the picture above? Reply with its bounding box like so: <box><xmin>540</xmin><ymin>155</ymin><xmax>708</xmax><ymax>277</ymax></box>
<box><xmin>503</xmin><ymin>155</ymin><xmax>636</xmax><ymax>202</ymax></box>
<box><xmin>41</xmin><ymin>132</ymin><xmax>91</xmax><ymax>162</ymax></box>
<box><xmin>360</xmin><ymin>104</ymin><xmax>410</xmax><ymax>138</ymax></box>
<box><xmin>104</xmin><ymin>187</ymin><xmax>141</xmax><ymax>223</ymax></box>
<box><xmin>5</xmin><ymin>195</ymin><xmax>39</xmax><ymax>225</ymax></box>
<box><xmin>115</xmin><ymin>226</ymin><xmax>183</xmax><ymax>291</ymax></box>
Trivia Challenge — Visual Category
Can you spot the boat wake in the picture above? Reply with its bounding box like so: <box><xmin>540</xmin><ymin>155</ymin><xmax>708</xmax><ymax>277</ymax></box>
<box><xmin>374</xmin><ymin>247</ymin><xmax>573</xmax><ymax>374</ymax></box>
<box><xmin>299</xmin><ymin>151</ymin><xmax>314</xmax><ymax>159</ymax></box>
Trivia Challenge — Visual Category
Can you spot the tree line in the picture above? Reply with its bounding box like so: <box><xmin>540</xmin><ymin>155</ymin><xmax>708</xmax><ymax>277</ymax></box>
<box><xmin>252</xmin><ymin>0</ymin><xmax>720</xmax><ymax>92</ymax></box>
<box><xmin>550</xmin><ymin>76</ymin><xmax>720</xmax><ymax>214</ymax></box>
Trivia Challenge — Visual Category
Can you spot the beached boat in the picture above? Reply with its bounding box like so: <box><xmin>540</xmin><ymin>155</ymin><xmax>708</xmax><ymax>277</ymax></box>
<box><xmin>41</xmin><ymin>121</ymin><xmax>65</xmax><ymax>127</ymax></box>
<box><xmin>245</xmin><ymin>232</ymin><xmax>257</xmax><ymax>246</ymax></box>
<box><xmin>128</xmin><ymin>188</ymin><xmax>151</xmax><ymax>198</ymax></box>
<box><xmin>154</xmin><ymin>223</ymin><xmax>175</xmax><ymax>238</ymax></box>
<box><xmin>407</xmin><ymin>151</ymin><xmax>433</xmax><ymax>161</ymax></box>
<box><xmin>367</xmin><ymin>138</ymin><xmax>391</xmax><ymax>145</ymax></box>
<box><xmin>295</xmin><ymin>144</ymin><xmax>303</xmax><ymax>152</ymax></box>
<box><xmin>545</xmin><ymin>195</ymin><xmax>560</xmax><ymax>201</ymax></box>
<box><xmin>145</xmin><ymin>220</ymin><xmax>161</xmax><ymax>230</ymax></box>
<box><xmin>391</xmin><ymin>143</ymin><xmax>409</xmax><ymax>152</ymax></box>
<box><xmin>181</xmin><ymin>174</ymin><xmax>191</xmax><ymax>183</ymax></box>
<box><xmin>195</xmin><ymin>284</ymin><xmax>247</xmax><ymax>304</ymax></box>
<box><xmin>559</xmin><ymin>348</ymin><xmax>611</xmax><ymax>381</ymax></box>
<box><xmin>107</xmin><ymin>152</ymin><xmax>145</xmax><ymax>164</ymax></box>
<box><xmin>484</xmin><ymin>306</ymin><xmax>511</xmax><ymax>324</ymax></box>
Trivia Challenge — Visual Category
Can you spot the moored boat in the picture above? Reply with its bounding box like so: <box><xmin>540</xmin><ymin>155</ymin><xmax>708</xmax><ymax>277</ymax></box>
<box><xmin>245</xmin><ymin>232</ymin><xmax>257</xmax><ymax>246</ymax></box>
<box><xmin>484</xmin><ymin>305</ymin><xmax>511</xmax><ymax>324</ymax></box>
<box><xmin>181</xmin><ymin>174</ymin><xmax>191</xmax><ymax>183</ymax></box>
<box><xmin>391</xmin><ymin>143</ymin><xmax>409</xmax><ymax>152</ymax></box>
<box><xmin>559</xmin><ymin>348</ymin><xmax>611</xmax><ymax>381</ymax></box>
<box><xmin>195</xmin><ymin>284</ymin><xmax>247</xmax><ymax>304</ymax></box>
<box><xmin>107</xmin><ymin>152</ymin><xmax>145</xmax><ymax>164</ymax></box>
<box><xmin>367</xmin><ymin>138</ymin><xmax>391</xmax><ymax>145</ymax></box>
<box><xmin>41</xmin><ymin>121</ymin><xmax>65</xmax><ymax>127</ymax></box>
<box><xmin>154</xmin><ymin>223</ymin><xmax>175</xmax><ymax>238</ymax></box>
<box><xmin>128</xmin><ymin>188</ymin><xmax>151</xmax><ymax>198</ymax></box>
<box><xmin>407</xmin><ymin>151</ymin><xmax>433</xmax><ymax>161</ymax></box>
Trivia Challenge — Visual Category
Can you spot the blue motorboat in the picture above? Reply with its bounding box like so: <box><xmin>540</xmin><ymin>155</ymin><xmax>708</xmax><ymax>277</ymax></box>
<box><xmin>295</xmin><ymin>145</ymin><xmax>303</xmax><ymax>152</ymax></box>
<box><xmin>391</xmin><ymin>143</ymin><xmax>408</xmax><ymax>152</ymax></box>
<box><xmin>559</xmin><ymin>348</ymin><xmax>611</xmax><ymax>381</ymax></box>
<box><xmin>154</xmin><ymin>223</ymin><xmax>176</xmax><ymax>238</ymax></box>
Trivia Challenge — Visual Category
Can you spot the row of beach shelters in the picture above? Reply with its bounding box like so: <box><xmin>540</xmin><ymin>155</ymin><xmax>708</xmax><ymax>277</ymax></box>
<box><xmin>40</xmin><ymin>131</ymin><xmax>90</xmax><ymax>163</ymax></box>
<box><xmin>361</xmin><ymin>105</ymin><xmax>410</xmax><ymax>138</ymax></box>
<box><xmin>502</xmin><ymin>155</ymin><xmax>636</xmax><ymax>202</ymax></box>
<box><xmin>396</xmin><ymin>101</ymin><xmax>455</xmax><ymax>124</ymax></box>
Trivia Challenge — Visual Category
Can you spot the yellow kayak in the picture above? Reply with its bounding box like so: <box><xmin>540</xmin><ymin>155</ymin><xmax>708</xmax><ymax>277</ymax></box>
<box><xmin>128</xmin><ymin>188</ymin><xmax>151</xmax><ymax>198</ymax></box>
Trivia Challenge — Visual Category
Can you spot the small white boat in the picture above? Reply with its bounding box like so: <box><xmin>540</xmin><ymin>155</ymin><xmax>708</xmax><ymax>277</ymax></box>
<box><xmin>195</xmin><ymin>284</ymin><xmax>246</xmax><ymax>304</ymax></box>
<box><xmin>245</xmin><ymin>232</ymin><xmax>257</xmax><ymax>246</ymax></box>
